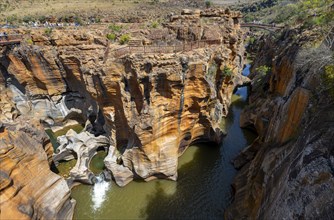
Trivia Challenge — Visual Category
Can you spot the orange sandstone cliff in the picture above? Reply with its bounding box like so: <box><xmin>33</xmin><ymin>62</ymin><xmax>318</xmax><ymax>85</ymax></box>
<box><xmin>1</xmin><ymin>8</ymin><xmax>247</xmax><ymax>218</ymax></box>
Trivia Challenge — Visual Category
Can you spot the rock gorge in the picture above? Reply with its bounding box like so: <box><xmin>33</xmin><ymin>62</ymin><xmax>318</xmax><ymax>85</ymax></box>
<box><xmin>1</xmin><ymin>8</ymin><xmax>248</xmax><ymax>219</ymax></box>
<box><xmin>225</xmin><ymin>29</ymin><xmax>334</xmax><ymax>219</ymax></box>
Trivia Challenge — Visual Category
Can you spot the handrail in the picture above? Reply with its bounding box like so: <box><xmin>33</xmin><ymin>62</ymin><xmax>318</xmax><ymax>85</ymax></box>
<box><xmin>0</xmin><ymin>34</ymin><xmax>23</xmax><ymax>46</ymax></box>
<box><xmin>240</xmin><ymin>23</ymin><xmax>284</xmax><ymax>30</ymax></box>
<box><xmin>112</xmin><ymin>39</ymin><xmax>222</xmax><ymax>58</ymax></box>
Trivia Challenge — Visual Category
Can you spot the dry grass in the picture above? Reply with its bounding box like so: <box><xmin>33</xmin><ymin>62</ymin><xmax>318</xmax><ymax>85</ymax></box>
<box><xmin>0</xmin><ymin>0</ymin><xmax>169</xmax><ymax>22</ymax></box>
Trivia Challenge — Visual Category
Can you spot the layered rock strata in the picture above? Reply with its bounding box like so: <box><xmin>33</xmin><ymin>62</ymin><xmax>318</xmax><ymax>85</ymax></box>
<box><xmin>1</xmin><ymin>9</ymin><xmax>245</xmax><ymax>191</ymax></box>
<box><xmin>0</xmin><ymin>120</ymin><xmax>75</xmax><ymax>220</ymax></box>
<box><xmin>225</xmin><ymin>29</ymin><xmax>334</xmax><ymax>219</ymax></box>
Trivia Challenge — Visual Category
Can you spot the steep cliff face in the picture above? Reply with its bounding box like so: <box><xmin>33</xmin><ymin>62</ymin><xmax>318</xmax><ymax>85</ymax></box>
<box><xmin>226</xmin><ymin>29</ymin><xmax>334</xmax><ymax>219</ymax></box>
<box><xmin>1</xmin><ymin>9</ymin><xmax>246</xmax><ymax>217</ymax></box>
<box><xmin>0</xmin><ymin>119</ymin><xmax>75</xmax><ymax>219</ymax></box>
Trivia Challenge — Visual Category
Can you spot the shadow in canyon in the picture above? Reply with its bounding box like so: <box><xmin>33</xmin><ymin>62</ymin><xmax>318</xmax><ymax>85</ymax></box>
<box><xmin>140</xmin><ymin>144</ymin><xmax>226</xmax><ymax>220</ymax></box>
<box><xmin>140</xmin><ymin>87</ymin><xmax>258</xmax><ymax>219</ymax></box>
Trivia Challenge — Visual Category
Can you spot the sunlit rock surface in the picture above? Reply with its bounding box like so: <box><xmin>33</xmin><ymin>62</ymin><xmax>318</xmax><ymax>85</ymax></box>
<box><xmin>53</xmin><ymin>129</ymin><xmax>109</xmax><ymax>184</ymax></box>
<box><xmin>1</xmin><ymin>9</ymin><xmax>246</xmax><ymax>188</ymax></box>
<box><xmin>0</xmin><ymin>120</ymin><xmax>75</xmax><ymax>220</ymax></box>
<box><xmin>225</xmin><ymin>29</ymin><xmax>334</xmax><ymax>219</ymax></box>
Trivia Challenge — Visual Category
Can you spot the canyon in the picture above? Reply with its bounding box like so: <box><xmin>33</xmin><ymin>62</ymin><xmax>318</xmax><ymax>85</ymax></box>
<box><xmin>225</xmin><ymin>28</ymin><xmax>334</xmax><ymax>219</ymax></box>
<box><xmin>1</xmin><ymin>8</ymin><xmax>248</xmax><ymax>219</ymax></box>
<box><xmin>1</xmin><ymin>1</ymin><xmax>333</xmax><ymax>219</ymax></box>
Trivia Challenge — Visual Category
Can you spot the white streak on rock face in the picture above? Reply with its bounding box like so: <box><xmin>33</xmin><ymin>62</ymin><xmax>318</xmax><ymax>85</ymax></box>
<box><xmin>91</xmin><ymin>175</ymin><xmax>110</xmax><ymax>211</ymax></box>
<box><xmin>9</xmin><ymin>84</ymin><xmax>27</xmax><ymax>102</ymax></box>
<box><xmin>56</xmin><ymin>96</ymin><xmax>70</xmax><ymax>117</ymax></box>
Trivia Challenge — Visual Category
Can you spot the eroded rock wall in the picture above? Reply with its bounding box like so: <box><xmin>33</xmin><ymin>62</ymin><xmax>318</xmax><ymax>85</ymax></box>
<box><xmin>1</xmin><ymin>9</ymin><xmax>246</xmax><ymax>189</ymax></box>
<box><xmin>225</xmin><ymin>29</ymin><xmax>334</xmax><ymax>219</ymax></box>
<box><xmin>0</xmin><ymin>120</ymin><xmax>75</xmax><ymax>220</ymax></box>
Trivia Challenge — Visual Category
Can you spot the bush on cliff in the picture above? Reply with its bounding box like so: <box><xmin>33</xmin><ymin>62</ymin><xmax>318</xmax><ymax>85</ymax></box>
<box><xmin>205</xmin><ymin>1</ymin><xmax>212</xmax><ymax>8</ymax></box>
<box><xmin>151</xmin><ymin>21</ymin><xmax>159</xmax><ymax>29</ymax></box>
<box><xmin>119</xmin><ymin>34</ymin><xmax>130</xmax><ymax>45</ymax></box>
<box><xmin>324</xmin><ymin>65</ymin><xmax>334</xmax><ymax>99</ymax></box>
<box><xmin>222</xmin><ymin>66</ymin><xmax>233</xmax><ymax>77</ymax></box>
<box><xmin>44</xmin><ymin>28</ymin><xmax>53</xmax><ymax>36</ymax></box>
<box><xmin>106</xmin><ymin>33</ymin><xmax>116</xmax><ymax>41</ymax></box>
<box><xmin>108</xmin><ymin>24</ymin><xmax>122</xmax><ymax>32</ymax></box>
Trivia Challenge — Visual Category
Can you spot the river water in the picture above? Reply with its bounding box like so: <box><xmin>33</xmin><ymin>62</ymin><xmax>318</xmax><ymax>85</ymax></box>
<box><xmin>70</xmin><ymin>64</ymin><xmax>256</xmax><ymax>219</ymax></box>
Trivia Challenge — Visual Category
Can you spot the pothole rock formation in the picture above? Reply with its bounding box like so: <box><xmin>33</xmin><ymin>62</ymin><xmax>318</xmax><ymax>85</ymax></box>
<box><xmin>1</xmin><ymin>9</ymin><xmax>246</xmax><ymax>188</ymax></box>
<box><xmin>0</xmin><ymin>120</ymin><xmax>75</xmax><ymax>220</ymax></box>
<box><xmin>53</xmin><ymin>129</ymin><xmax>109</xmax><ymax>185</ymax></box>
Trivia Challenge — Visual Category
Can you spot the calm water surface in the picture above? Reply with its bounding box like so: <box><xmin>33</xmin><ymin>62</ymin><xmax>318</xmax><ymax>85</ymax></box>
<box><xmin>71</xmin><ymin>65</ymin><xmax>256</xmax><ymax>219</ymax></box>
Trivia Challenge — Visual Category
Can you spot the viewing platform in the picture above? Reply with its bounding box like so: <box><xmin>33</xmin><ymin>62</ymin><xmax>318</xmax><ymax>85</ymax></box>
<box><xmin>0</xmin><ymin>34</ymin><xmax>23</xmax><ymax>46</ymax></box>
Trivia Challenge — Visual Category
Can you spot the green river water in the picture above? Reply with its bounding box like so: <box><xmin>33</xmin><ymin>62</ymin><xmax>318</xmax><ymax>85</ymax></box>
<box><xmin>69</xmin><ymin>65</ymin><xmax>256</xmax><ymax>219</ymax></box>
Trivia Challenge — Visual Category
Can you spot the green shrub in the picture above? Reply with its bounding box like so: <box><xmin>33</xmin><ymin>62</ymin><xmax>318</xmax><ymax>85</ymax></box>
<box><xmin>38</xmin><ymin>15</ymin><xmax>47</xmax><ymax>23</ymax></box>
<box><xmin>324</xmin><ymin>65</ymin><xmax>334</xmax><ymax>98</ymax></box>
<box><xmin>26</xmin><ymin>38</ymin><xmax>33</xmax><ymax>45</ymax></box>
<box><xmin>256</xmin><ymin>65</ymin><xmax>271</xmax><ymax>77</ymax></box>
<box><xmin>205</xmin><ymin>0</ymin><xmax>212</xmax><ymax>8</ymax></box>
<box><xmin>22</xmin><ymin>15</ymin><xmax>34</xmax><ymax>23</ymax></box>
<box><xmin>119</xmin><ymin>34</ymin><xmax>130</xmax><ymax>45</ymax></box>
<box><xmin>151</xmin><ymin>20</ymin><xmax>159</xmax><ymax>28</ymax></box>
<box><xmin>222</xmin><ymin>66</ymin><xmax>233</xmax><ymax>77</ymax></box>
<box><xmin>44</xmin><ymin>28</ymin><xmax>53</xmax><ymax>36</ymax></box>
<box><xmin>74</xmin><ymin>16</ymin><xmax>84</xmax><ymax>25</ymax></box>
<box><xmin>106</xmin><ymin>33</ymin><xmax>116</xmax><ymax>41</ymax></box>
<box><xmin>6</xmin><ymin>15</ymin><xmax>18</xmax><ymax>24</ymax></box>
<box><xmin>108</xmin><ymin>24</ymin><xmax>122</xmax><ymax>32</ymax></box>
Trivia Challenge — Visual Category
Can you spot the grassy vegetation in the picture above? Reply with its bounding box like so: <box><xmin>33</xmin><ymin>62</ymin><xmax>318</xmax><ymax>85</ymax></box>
<box><xmin>0</xmin><ymin>0</ymin><xmax>170</xmax><ymax>24</ymax></box>
<box><xmin>256</xmin><ymin>65</ymin><xmax>271</xmax><ymax>77</ymax></box>
<box><xmin>240</xmin><ymin>0</ymin><xmax>333</xmax><ymax>28</ymax></box>
<box><xmin>108</xmin><ymin>24</ymin><xmax>123</xmax><ymax>32</ymax></box>
<box><xmin>151</xmin><ymin>20</ymin><xmax>159</xmax><ymax>28</ymax></box>
<box><xmin>205</xmin><ymin>1</ymin><xmax>212</xmax><ymax>8</ymax></box>
<box><xmin>54</xmin><ymin>159</ymin><xmax>77</xmax><ymax>178</ymax></box>
<box><xmin>107</xmin><ymin>33</ymin><xmax>117</xmax><ymax>41</ymax></box>
<box><xmin>323</xmin><ymin>65</ymin><xmax>334</xmax><ymax>99</ymax></box>
<box><xmin>119</xmin><ymin>34</ymin><xmax>130</xmax><ymax>45</ymax></box>
<box><xmin>222</xmin><ymin>66</ymin><xmax>233</xmax><ymax>77</ymax></box>
<box><xmin>44</xmin><ymin>27</ymin><xmax>52</xmax><ymax>36</ymax></box>
<box><xmin>252</xmin><ymin>65</ymin><xmax>271</xmax><ymax>91</ymax></box>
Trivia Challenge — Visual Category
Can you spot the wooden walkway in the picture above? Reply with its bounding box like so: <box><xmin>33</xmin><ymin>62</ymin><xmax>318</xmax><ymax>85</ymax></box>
<box><xmin>240</xmin><ymin>23</ymin><xmax>284</xmax><ymax>31</ymax></box>
<box><xmin>0</xmin><ymin>34</ymin><xmax>23</xmax><ymax>46</ymax></box>
<box><xmin>113</xmin><ymin>39</ymin><xmax>221</xmax><ymax>58</ymax></box>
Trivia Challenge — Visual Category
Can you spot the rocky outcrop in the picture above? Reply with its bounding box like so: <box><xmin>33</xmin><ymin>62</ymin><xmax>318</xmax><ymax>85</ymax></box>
<box><xmin>0</xmin><ymin>120</ymin><xmax>75</xmax><ymax>220</ymax></box>
<box><xmin>1</xmin><ymin>9</ymin><xmax>245</xmax><ymax>188</ymax></box>
<box><xmin>53</xmin><ymin>129</ymin><xmax>109</xmax><ymax>184</ymax></box>
<box><xmin>225</xmin><ymin>29</ymin><xmax>334</xmax><ymax>219</ymax></box>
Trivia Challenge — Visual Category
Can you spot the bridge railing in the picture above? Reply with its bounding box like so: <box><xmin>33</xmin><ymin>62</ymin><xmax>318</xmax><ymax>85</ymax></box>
<box><xmin>113</xmin><ymin>39</ymin><xmax>222</xmax><ymax>58</ymax></box>
<box><xmin>240</xmin><ymin>23</ymin><xmax>284</xmax><ymax>29</ymax></box>
<box><xmin>0</xmin><ymin>34</ymin><xmax>23</xmax><ymax>45</ymax></box>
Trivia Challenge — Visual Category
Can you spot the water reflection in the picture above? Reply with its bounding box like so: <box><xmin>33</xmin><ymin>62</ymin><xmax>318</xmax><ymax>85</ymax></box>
<box><xmin>140</xmin><ymin>87</ymin><xmax>256</xmax><ymax>220</ymax></box>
